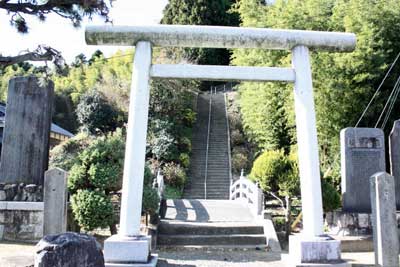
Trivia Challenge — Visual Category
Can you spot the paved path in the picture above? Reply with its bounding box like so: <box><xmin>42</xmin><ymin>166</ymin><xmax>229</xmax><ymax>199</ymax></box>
<box><xmin>156</xmin><ymin>248</ymin><xmax>377</xmax><ymax>267</ymax></box>
<box><xmin>0</xmin><ymin>241</ymin><xmax>382</xmax><ymax>267</ymax></box>
<box><xmin>164</xmin><ymin>199</ymin><xmax>254</xmax><ymax>222</ymax></box>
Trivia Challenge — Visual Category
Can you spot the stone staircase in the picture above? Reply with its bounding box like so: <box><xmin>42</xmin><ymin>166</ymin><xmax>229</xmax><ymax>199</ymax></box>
<box><xmin>183</xmin><ymin>92</ymin><xmax>230</xmax><ymax>199</ymax></box>
<box><xmin>158</xmin><ymin>199</ymin><xmax>267</xmax><ymax>248</ymax></box>
<box><xmin>159</xmin><ymin>88</ymin><xmax>271</xmax><ymax>250</ymax></box>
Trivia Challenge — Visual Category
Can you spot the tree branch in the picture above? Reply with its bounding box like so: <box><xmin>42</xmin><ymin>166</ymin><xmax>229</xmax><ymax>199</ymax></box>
<box><xmin>0</xmin><ymin>45</ymin><xmax>61</xmax><ymax>67</ymax></box>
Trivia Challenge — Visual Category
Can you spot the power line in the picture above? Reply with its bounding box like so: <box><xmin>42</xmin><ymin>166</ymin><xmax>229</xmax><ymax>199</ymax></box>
<box><xmin>355</xmin><ymin>51</ymin><xmax>400</xmax><ymax>127</ymax></box>
<box><xmin>381</xmin><ymin>75</ymin><xmax>400</xmax><ymax>129</ymax></box>
<box><xmin>375</xmin><ymin>74</ymin><xmax>400</xmax><ymax>128</ymax></box>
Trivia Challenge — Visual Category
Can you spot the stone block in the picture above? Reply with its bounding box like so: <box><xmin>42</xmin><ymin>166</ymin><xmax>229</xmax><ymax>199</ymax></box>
<box><xmin>341</xmin><ymin>128</ymin><xmax>385</xmax><ymax>213</ymax></box>
<box><xmin>357</xmin><ymin>214</ymin><xmax>370</xmax><ymax>228</ymax></box>
<box><xmin>0</xmin><ymin>190</ymin><xmax>6</xmax><ymax>201</ymax></box>
<box><xmin>289</xmin><ymin>235</ymin><xmax>343</xmax><ymax>264</ymax></box>
<box><xmin>104</xmin><ymin>235</ymin><xmax>151</xmax><ymax>263</ymax></box>
<box><xmin>0</xmin><ymin>224</ymin><xmax>3</xmax><ymax>239</ymax></box>
<box><xmin>35</xmin><ymin>232</ymin><xmax>104</xmax><ymax>267</ymax></box>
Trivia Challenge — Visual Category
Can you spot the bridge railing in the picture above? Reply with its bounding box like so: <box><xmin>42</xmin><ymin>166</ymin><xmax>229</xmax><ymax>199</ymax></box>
<box><xmin>230</xmin><ymin>170</ymin><xmax>264</xmax><ymax>217</ymax></box>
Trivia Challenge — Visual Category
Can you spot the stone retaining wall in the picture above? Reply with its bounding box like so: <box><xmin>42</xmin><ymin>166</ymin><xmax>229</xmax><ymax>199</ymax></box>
<box><xmin>325</xmin><ymin>210</ymin><xmax>373</xmax><ymax>236</ymax></box>
<box><xmin>0</xmin><ymin>183</ymin><xmax>42</xmax><ymax>202</ymax></box>
<box><xmin>0</xmin><ymin>202</ymin><xmax>43</xmax><ymax>241</ymax></box>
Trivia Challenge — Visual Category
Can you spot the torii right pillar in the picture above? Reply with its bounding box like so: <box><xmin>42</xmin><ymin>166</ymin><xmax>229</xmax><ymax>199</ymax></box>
<box><xmin>289</xmin><ymin>45</ymin><xmax>347</xmax><ymax>266</ymax></box>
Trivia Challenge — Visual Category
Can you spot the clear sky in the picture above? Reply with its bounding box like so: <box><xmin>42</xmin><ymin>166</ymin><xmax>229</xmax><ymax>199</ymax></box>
<box><xmin>0</xmin><ymin>0</ymin><xmax>169</xmax><ymax>64</ymax></box>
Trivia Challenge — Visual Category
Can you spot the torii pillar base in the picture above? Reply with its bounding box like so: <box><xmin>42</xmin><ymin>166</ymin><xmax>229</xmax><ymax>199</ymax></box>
<box><xmin>103</xmin><ymin>235</ymin><xmax>157</xmax><ymax>267</ymax></box>
<box><xmin>289</xmin><ymin>235</ymin><xmax>349</xmax><ymax>267</ymax></box>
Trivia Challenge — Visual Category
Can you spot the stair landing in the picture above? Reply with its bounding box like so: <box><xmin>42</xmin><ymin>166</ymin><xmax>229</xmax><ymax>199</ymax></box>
<box><xmin>164</xmin><ymin>199</ymin><xmax>254</xmax><ymax>223</ymax></box>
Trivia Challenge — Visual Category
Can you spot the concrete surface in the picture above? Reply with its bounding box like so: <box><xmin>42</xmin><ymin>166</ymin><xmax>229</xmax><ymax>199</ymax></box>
<box><xmin>164</xmin><ymin>200</ymin><xmax>254</xmax><ymax>222</ymax></box>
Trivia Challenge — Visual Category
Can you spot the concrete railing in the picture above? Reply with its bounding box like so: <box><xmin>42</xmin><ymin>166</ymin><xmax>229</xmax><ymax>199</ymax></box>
<box><xmin>230</xmin><ymin>170</ymin><xmax>264</xmax><ymax>217</ymax></box>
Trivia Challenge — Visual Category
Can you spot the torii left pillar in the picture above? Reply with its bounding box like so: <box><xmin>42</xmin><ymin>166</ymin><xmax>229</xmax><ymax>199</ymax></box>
<box><xmin>103</xmin><ymin>41</ymin><xmax>157</xmax><ymax>266</ymax></box>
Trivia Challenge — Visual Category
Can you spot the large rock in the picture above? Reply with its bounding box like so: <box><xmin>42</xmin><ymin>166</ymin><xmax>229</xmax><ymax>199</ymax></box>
<box><xmin>35</xmin><ymin>232</ymin><xmax>104</xmax><ymax>267</ymax></box>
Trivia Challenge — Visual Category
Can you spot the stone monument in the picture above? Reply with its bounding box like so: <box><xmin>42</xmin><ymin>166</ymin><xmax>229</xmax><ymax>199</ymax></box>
<box><xmin>341</xmin><ymin>127</ymin><xmax>385</xmax><ymax>213</ymax></box>
<box><xmin>389</xmin><ymin>120</ymin><xmax>400</xmax><ymax>209</ymax></box>
<box><xmin>0</xmin><ymin>76</ymin><xmax>54</xmax><ymax>185</ymax></box>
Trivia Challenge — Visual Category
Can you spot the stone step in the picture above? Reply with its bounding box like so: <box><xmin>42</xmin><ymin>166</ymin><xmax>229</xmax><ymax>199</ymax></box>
<box><xmin>158</xmin><ymin>234</ymin><xmax>266</xmax><ymax>246</ymax></box>
<box><xmin>159</xmin><ymin>222</ymin><xmax>264</xmax><ymax>235</ymax></box>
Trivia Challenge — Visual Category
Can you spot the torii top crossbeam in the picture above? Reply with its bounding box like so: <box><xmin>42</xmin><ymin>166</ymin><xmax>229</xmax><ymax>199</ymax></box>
<box><xmin>86</xmin><ymin>24</ymin><xmax>356</xmax><ymax>52</ymax></box>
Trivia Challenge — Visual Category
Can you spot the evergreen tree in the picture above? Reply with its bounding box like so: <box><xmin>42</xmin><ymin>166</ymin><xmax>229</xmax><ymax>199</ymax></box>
<box><xmin>161</xmin><ymin>0</ymin><xmax>239</xmax><ymax>65</ymax></box>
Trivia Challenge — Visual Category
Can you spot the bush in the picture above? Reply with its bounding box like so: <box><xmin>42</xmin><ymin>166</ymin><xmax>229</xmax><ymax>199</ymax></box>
<box><xmin>68</xmin><ymin>128</ymin><xmax>125</xmax><ymax>194</ymax></box>
<box><xmin>321</xmin><ymin>179</ymin><xmax>341</xmax><ymax>212</ymax></box>
<box><xmin>76</xmin><ymin>90</ymin><xmax>124</xmax><ymax>134</ymax></box>
<box><xmin>164</xmin><ymin>185</ymin><xmax>183</xmax><ymax>199</ymax></box>
<box><xmin>70</xmin><ymin>190</ymin><xmax>114</xmax><ymax>231</ymax></box>
<box><xmin>68</xmin><ymin>129</ymin><xmax>125</xmax><ymax>231</ymax></box>
<box><xmin>232</xmin><ymin>150</ymin><xmax>248</xmax><ymax>174</ymax></box>
<box><xmin>162</xmin><ymin>162</ymin><xmax>187</xmax><ymax>188</ymax></box>
<box><xmin>179</xmin><ymin>153</ymin><xmax>190</xmax><ymax>168</ymax></box>
<box><xmin>250</xmin><ymin>150</ymin><xmax>299</xmax><ymax>196</ymax></box>
<box><xmin>250</xmin><ymin>150</ymin><xmax>287</xmax><ymax>192</ymax></box>
<box><xmin>231</xmin><ymin>129</ymin><xmax>245</xmax><ymax>146</ymax></box>
<box><xmin>142</xmin><ymin>185</ymin><xmax>160</xmax><ymax>215</ymax></box>
<box><xmin>49</xmin><ymin>132</ymin><xmax>92</xmax><ymax>170</ymax></box>
<box><xmin>228</xmin><ymin>112</ymin><xmax>242</xmax><ymax>132</ymax></box>
<box><xmin>148</xmin><ymin>119</ymin><xmax>179</xmax><ymax>161</ymax></box>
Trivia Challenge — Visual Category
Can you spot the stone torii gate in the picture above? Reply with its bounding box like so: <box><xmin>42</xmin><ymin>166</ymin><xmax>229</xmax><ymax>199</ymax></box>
<box><xmin>86</xmin><ymin>25</ymin><xmax>356</xmax><ymax>266</ymax></box>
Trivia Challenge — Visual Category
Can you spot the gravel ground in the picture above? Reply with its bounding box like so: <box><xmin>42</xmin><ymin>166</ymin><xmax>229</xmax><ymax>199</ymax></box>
<box><xmin>0</xmin><ymin>241</ymin><xmax>382</xmax><ymax>267</ymax></box>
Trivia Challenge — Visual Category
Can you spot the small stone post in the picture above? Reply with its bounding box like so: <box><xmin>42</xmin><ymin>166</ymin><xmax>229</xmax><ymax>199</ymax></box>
<box><xmin>370</xmin><ymin>172</ymin><xmax>399</xmax><ymax>267</ymax></box>
<box><xmin>43</xmin><ymin>168</ymin><xmax>68</xmax><ymax>236</ymax></box>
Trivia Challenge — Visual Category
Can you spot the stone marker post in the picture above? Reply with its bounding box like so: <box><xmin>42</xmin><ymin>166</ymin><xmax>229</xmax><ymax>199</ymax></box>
<box><xmin>389</xmin><ymin>120</ymin><xmax>400</xmax><ymax>209</ymax></box>
<box><xmin>370</xmin><ymin>172</ymin><xmax>399</xmax><ymax>267</ymax></box>
<box><xmin>43</xmin><ymin>168</ymin><xmax>68</xmax><ymax>236</ymax></box>
<box><xmin>0</xmin><ymin>76</ymin><xmax>54</xmax><ymax>185</ymax></box>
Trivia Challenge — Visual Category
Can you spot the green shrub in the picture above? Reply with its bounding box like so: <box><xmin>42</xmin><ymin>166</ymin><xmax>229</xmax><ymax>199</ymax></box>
<box><xmin>68</xmin><ymin>164</ymin><xmax>88</xmax><ymax>193</ymax></box>
<box><xmin>76</xmin><ymin>90</ymin><xmax>124</xmax><ymax>134</ymax></box>
<box><xmin>68</xmin><ymin>129</ymin><xmax>125</xmax><ymax>194</ymax></box>
<box><xmin>49</xmin><ymin>132</ymin><xmax>92</xmax><ymax>170</ymax></box>
<box><xmin>182</xmin><ymin>108</ymin><xmax>196</xmax><ymax>126</ymax></box>
<box><xmin>250</xmin><ymin>150</ymin><xmax>288</xmax><ymax>192</ymax></box>
<box><xmin>68</xmin><ymin>129</ymin><xmax>125</xmax><ymax>231</ymax></box>
<box><xmin>70</xmin><ymin>190</ymin><xmax>114</xmax><ymax>231</ymax></box>
<box><xmin>321</xmin><ymin>179</ymin><xmax>341</xmax><ymax>212</ymax></box>
<box><xmin>162</xmin><ymin>162</ymin><xmax>187</xmax><ymax>188</ymax></box>
<box><xmin>231</xmin><ymin>129</ymin><xmax>245</xmax><ymax>146</ymax></box>
<box><xmin>228</xmin><ymin>111</ymin><xmax>242</xmax><ymax>131</ymax></box>
<box><xmin>179</xmin><ymin>153</ymin><xmax>190</xmax><ymax>168</ymax></box>
<box><xmin>232</xmin><ymin>150</ymin><xmax>248</xmax><ymax>174</ymax></box>
<box><xmin>164</xmin><ymin>185</ymin><xmax>183</xmax><ymax>199</ymax></box>
<box><xmin>143</xmin><ymin>165</ymin><xmax>154</xmax><ymax>187</ymax></box>
<box><xmin>148</xmin><ymin>119</ymin><xmax>179</xmax><ymax>161</ymax></box>
<box><xmin>142</xmin><ymin>185</ymin><xmax>160</xmax><ymax>215</ymax></box>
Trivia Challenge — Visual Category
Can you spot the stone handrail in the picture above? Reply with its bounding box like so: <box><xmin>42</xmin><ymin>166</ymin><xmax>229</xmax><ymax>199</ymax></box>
<box><xmin>230</xmin><ymin>170</ymin><xmax>264</xmax><ymax>216</ymax></box>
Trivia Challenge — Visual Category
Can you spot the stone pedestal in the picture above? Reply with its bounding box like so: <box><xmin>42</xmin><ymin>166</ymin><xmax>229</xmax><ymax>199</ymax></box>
<box><xmin>289</xmin><ymin>235</ymin><xmax>349</xmax><ymax>267</ymax></box>
<box><xmin>104</xmin><ymin>235</ymin><xmax>157</xmax><ymax>267</ymax></box>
